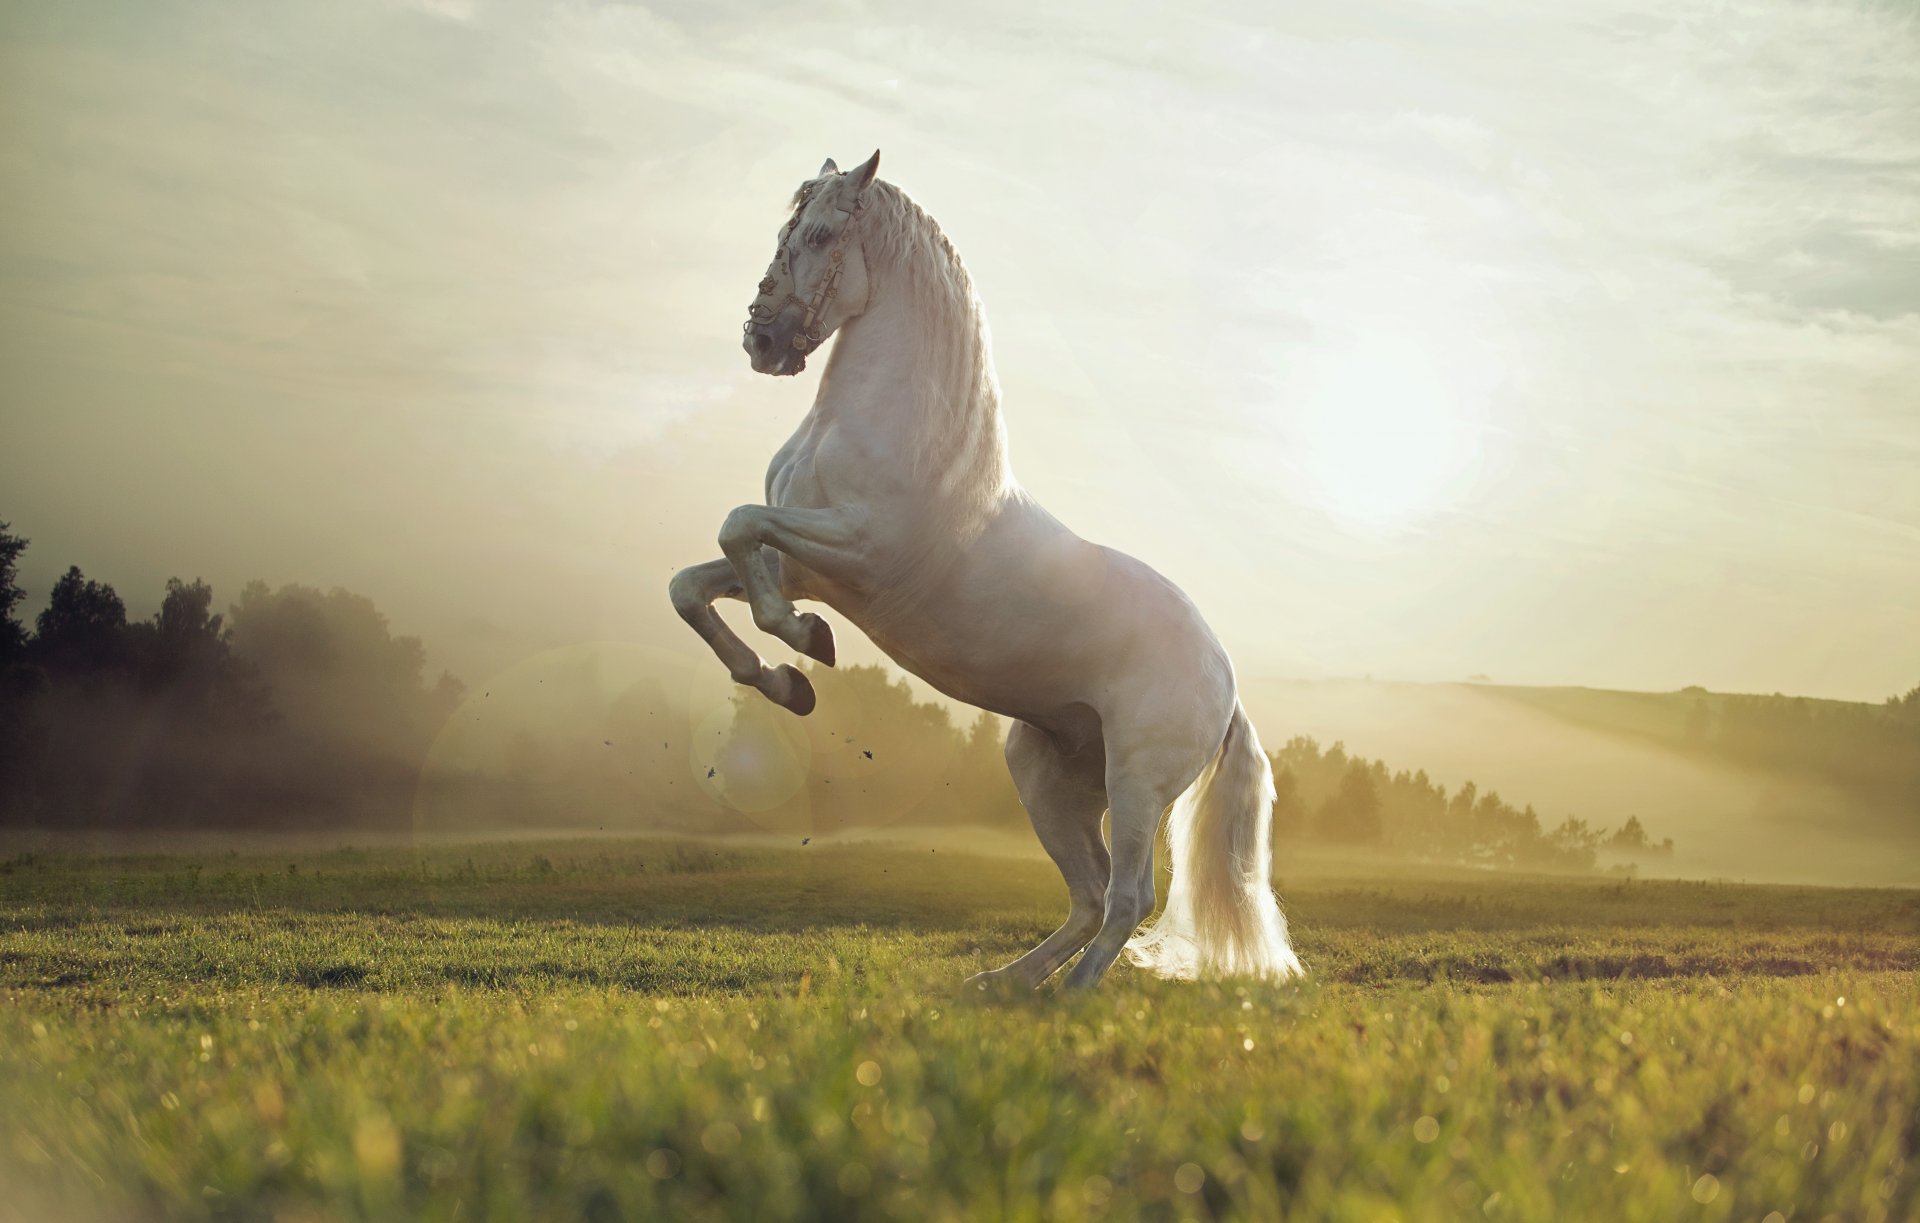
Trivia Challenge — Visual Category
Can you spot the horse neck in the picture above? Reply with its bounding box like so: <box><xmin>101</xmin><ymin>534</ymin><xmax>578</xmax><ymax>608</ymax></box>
<box><xmin>813</xmin><ymin>240</ymin><xmax>1009</xmax><ymax>508</ymax></box>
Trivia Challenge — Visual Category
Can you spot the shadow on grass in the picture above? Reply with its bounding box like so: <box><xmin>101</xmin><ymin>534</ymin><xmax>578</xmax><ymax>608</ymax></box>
<box><xmin>0</xmin><ymin>846</ymin><xmax>1065</xmax><ymax>936</ymax></box>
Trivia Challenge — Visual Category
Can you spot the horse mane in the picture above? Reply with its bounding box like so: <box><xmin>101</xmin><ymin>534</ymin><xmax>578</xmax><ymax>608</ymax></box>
<box><xmin>796</xmin><ymin>175</ymin><xmax>1012</xmax><ymax>515</ymax></box>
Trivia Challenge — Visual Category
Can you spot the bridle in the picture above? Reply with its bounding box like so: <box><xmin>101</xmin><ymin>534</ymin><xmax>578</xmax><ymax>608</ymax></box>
<box><xmin>744</xmin><ymin>185</ymin><xmax>867</xmax><ymax>359</ymax></box>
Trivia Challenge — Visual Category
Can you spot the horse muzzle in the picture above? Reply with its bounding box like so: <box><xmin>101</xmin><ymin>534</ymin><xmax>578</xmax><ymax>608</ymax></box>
<box><xmin>743</xmin><ymin>318</ymin><xmax>810</xmax><ymax>376</ymax></box>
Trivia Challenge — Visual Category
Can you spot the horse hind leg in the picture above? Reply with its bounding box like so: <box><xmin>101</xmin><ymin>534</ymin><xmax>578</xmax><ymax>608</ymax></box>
<box><xmin>1060</xmin><ymin>721</ymin><xmax>1220</xmax><ymax>991</ymax></box>
<box><xmin>966</xmin><ymin>721</ymin><xmax>1109</xmax><ymax>992</ymax></box>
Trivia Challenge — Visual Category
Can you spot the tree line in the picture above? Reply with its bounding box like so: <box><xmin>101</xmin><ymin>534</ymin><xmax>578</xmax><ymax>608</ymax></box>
<box><xmin>1268</xmin><ymin>736</ymin><xmax>1670</xmax><ymax>871</ymax></box>
<box><xmin>1</xmin><ymin>516</ymin><xmax>1676</xmax><ymax>869</ymax></box>
<box><xmin>1679</xmin><ymin>685</ymin><xmax>1920</xmax><ymax>807</ymax></box>
<box><xmin>0</xmin><ymin>521</ymin><xmax>462</xmax><ymax>827</ymax></box>
<box><xmin>715</xmin><ymin>661</ymin><xmax>1027</xmax><ymax>835</ymax></box>
<box><xmin>716</xmin><ymin>667</ymin><xmax>1675</xmax><ymax>869</ymax></box>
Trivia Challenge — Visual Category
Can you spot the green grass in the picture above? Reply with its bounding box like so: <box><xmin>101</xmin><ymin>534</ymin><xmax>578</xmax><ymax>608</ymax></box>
<box><xmin>2</xmin><ymin>838</ymin><xmax>1916</xmax><ymax>1221</ymax></box>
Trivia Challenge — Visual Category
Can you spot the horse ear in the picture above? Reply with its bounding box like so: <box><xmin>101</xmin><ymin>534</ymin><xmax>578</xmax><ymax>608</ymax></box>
<box><xmin>819</xmin><ymin>157</ymin><xmax>839</xmax><ymax>176</ymax></box>
<box><xmin>851</xmin><ymin>149</ymin><xmax>880</xmax><ymax>190</ymax></box>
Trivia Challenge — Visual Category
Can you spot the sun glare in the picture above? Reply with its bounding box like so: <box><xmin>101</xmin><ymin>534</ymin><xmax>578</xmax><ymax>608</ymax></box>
<box><xmin>1291</xmin><ymin>339</ymin><xmax>1487</xmax><ymax>532</ymax></box>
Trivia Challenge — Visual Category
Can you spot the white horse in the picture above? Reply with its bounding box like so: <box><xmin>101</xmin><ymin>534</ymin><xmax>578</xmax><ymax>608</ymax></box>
<box><xmin>670</xmin><ymin>151</ymin><xmax>1302</xmax><ymax>989</ymax></box>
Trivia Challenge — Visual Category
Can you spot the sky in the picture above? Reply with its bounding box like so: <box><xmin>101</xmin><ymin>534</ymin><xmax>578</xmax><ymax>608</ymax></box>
<box><xmin>2</xmin><ymin>0</ymin><xmax>1917</xmax><ymax>705</ymax></box>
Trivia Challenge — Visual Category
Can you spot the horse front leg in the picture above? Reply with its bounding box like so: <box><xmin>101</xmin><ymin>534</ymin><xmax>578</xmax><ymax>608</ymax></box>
<box><xmin>667</xmin><ymin>557</ymin><xmax>818</xmax><ymax>715</ymax></box>
<box><xmin>717</xmin><ymin>504</ymin><xmax>865</xmax><ymax>669</ymax></box>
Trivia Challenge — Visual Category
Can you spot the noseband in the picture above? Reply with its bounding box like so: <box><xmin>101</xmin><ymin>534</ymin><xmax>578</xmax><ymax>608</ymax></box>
<box><xmin>744</xmin><ymin>186</ymin><xmax>866</xmax><ymax>357</ymax></box>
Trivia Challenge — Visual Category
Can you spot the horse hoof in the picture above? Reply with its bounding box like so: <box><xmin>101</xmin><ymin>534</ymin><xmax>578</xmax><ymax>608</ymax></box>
<box><xmin>795</xmin><ymin>613</ymin><xmax>836</xmax><ymax>666</ymax></box>
<box><xmin>767</xmin><ymin>664</ymin><xmax>816</xmax><ymax>716</ymax></box>
<box><xmin>962</xmin><ymin>969</ymin><xmax>1027</xmax><ymax>998</ymax></box>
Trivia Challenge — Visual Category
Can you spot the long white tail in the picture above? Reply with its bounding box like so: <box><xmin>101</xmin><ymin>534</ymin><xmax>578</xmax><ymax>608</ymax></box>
<box><xmin>1125</xmin><ymin>701</ymin><xmax>1303</xmax><ymax>980</ymax></box>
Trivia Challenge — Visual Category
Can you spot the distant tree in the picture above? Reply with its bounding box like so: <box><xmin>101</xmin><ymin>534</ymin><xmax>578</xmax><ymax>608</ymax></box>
<box><xmin>1603</xmin><ymin>815</ymin><xmax>1673</xmax><ymax>857</ymax></box>
<box><xmin>1548</xmin><ymin>816</ymin><xmax>1599</xmax><ymax>854</ymax></box>
<box><xmin>0</xmin><ymin>522</ymin><xmax>43</xmax><ymax>807</ymax></box>
<box><xmin>1684</xmin><ymin>698</ymin><xmax>1710</xmax><ymax>743</ymax></box>
<box><xmin>0</xmin><ymin>521</ymin><xmax>27</xmax><ymax>663</ymax></box>
<box><xmin>715</xmin><ymin>665</ymin><xmax>1031</xmax><ymax>833</ymax></box>
<box><xmin>143</xmin><ymin>578</ymin><xmax>220</xmax><ymax>680</ymax></box>
<box><xmin>130</xmin><ymin>577</ymin><xmax>273</xmax><ymax>728</ymax></box>
<box><xmin>1445</xmin><ymin>780</ymin><xmax>1477</xmax><ymax>844</ymax></box>
<box><xmin>154</xmin><ymin>576</ymin><xmax>220</xmax><ymax>644</ymax></box>
<box><xmin>32</xmin><ymin>566</ymin><xmax>129</xmax><ymax>675</ymax></box>
<box><xmin>1271</xmin><ymin>766</ymin><xmax>1307</xmax><ymax>840</ymax></box>
<box><xmin>226</xmin><ymin>581</ymin><xmax>462</xmax><ymax>757</ymax></box>
<box><xmin>1317</xmin><ymin>759</ymin><xmax>1382</xmax><ymax>843</ymax></box>
<box><xmin>954</xmin><ymin>710</ymin><xmax>1024</xmax><ymax>830</ymax></box>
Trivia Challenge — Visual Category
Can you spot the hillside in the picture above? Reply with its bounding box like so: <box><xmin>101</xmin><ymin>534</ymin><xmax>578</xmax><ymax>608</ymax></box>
<box><xmin>1240</xmin><ymin>678</ymin><xmax>1918</xmax><ymax>887</ymax></box>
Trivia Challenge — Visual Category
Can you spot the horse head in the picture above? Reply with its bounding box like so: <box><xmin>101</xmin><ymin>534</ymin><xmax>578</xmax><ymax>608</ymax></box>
<box><xmin>742</xmin><ymin>150</ymin><xmax>881</xmax><ymax>376</ymax></box>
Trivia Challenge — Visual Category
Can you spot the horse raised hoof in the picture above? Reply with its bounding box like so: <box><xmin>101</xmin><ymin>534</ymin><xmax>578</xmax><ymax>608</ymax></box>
<box><xmin>763</xmin><ymin>663</ymin><xmax>817</xmax><ymax>716</ymax></box>
<box><xmin>794</xmin><ymin>612</ymin><xmax>836</xmax><ymax>666</ymax></box>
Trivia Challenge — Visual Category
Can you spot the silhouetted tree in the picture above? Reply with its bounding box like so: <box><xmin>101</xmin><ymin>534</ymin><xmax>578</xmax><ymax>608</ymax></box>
<box><xmin>0</xmin><ymin>522</ymin><xmax>27</xmax><ymax>664</ymax></box>
<box><xmin>0</xmin><ymin>547</ymin><xmax>467</xmax><ymax>827</ymax></box>
<box><xmin>130</xmin><ymin>577</ymin><xmax>272</xmax><ymax>727</ymax></box>
<box><xmin>33</xmin><ymin>566</ymin><xmax>129</xmax><ymax>676</ymax></box>
<box><xmin>226</xmin><ymin>581</ymin><xmax>463</xmax><ymax>761</ymax></box>
<box><xmin>0</xmin><ymin>523</ymin><xmax>43</xmax><ymax>805</ymax></box>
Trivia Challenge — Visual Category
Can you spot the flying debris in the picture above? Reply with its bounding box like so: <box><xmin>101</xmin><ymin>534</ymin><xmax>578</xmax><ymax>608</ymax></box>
<box><xmin>862</xmin><ymin>750</ymin><xmax>873</xmax><ymax>759</ymax></box>
<box><xmin>801</xmin><ymin>837</ymin><xmax>811</xmax><ymax>846</ymax></box>
<box><xmin>707</xmin><ymin>767</ymin><xmax>716</xmax><ymax>779</ymax></box>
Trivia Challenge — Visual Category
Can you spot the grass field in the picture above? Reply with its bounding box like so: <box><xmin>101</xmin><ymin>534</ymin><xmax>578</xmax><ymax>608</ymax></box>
<box><xmin>2</xmin><ymin>837</ymin><xmax>1916</xmax><ymax>1221</ymax></box>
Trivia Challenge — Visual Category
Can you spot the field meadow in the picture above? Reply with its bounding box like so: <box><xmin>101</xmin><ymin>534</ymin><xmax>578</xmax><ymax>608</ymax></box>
<box><xmin>1</xmin><ymin>836</ymin><xmax>1916</xmax><ymax>1222</ymax></box>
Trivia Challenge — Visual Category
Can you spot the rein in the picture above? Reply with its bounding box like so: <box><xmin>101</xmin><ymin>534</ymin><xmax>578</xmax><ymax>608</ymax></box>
<box><xmin>744</xmin><ymin>187</ymin><xmax>866</xmax><ymax>356</ymax></box>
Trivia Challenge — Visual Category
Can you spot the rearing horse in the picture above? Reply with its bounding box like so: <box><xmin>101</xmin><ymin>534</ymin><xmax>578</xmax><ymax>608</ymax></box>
<box><xmin>670</xmin><ymin>151</ymin><xmax>1302</xmax><ymax>989</ymax></box>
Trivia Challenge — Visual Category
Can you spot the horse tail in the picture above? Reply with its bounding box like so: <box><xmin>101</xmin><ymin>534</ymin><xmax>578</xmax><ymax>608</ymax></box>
<box><xmin>1125</xmin><ymin>700</ymin><xmax>1304</xmax><ymax>980</ymax></box>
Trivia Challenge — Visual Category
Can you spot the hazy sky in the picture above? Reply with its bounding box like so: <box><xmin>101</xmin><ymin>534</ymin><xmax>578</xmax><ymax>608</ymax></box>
<box><xmin>3</xmin><ymin>0</ymin><xmax>1917</xmax><ymax>703</ymax></box>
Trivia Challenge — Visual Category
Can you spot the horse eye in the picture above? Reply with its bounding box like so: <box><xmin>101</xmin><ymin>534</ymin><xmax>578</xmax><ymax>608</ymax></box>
<box><xmin>807</xmin><ymin>226</ymin><xmax>834</xmax><ymax>248</ymax></box>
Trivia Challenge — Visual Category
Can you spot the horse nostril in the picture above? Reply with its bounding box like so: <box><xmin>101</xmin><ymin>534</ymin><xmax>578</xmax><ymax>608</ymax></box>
<box><xmin>753</xmin><ymin>333</ymin><xmax>772</xmax><ymax>354</ymax></box>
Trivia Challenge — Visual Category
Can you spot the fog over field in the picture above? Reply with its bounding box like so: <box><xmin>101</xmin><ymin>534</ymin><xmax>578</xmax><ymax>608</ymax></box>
<box><xmin>1241</xmin><ymin>678</ymin><xmax>1916</xmax><ymax>887</ymax></box>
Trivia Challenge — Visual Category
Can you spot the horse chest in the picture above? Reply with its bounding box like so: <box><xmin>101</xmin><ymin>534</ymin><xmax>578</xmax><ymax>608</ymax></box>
<box><xmin>764</xmin><ymin>437</ymin><xmax>815</xmax><ymax>509</ymax></box>
<box><xmin>762</xmin><ymin>428</ymin><xmax>880</xmax><ymax>608</ymax></box>
<box><xmin>764</xmin><ymin>421</ymin><xmax>857</xmax><ymax>510</ymax></box>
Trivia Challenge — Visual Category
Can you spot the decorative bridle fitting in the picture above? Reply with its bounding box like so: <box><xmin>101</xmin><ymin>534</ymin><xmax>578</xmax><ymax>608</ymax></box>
<box><xmin>744</xmin><ymin>186</ymin><xmax>867</xmax><ymax>356</ymax></box>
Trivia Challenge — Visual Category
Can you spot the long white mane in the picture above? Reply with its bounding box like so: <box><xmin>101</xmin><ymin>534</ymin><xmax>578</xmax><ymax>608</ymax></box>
<box><xmin>798</xmin><ymin>176</ymin><xmax>1012</xmax><ymax>513</ymax></box>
